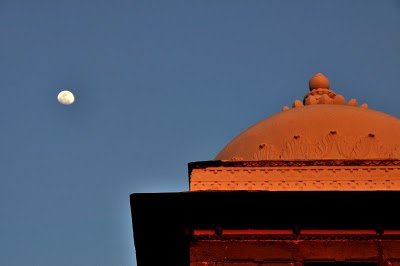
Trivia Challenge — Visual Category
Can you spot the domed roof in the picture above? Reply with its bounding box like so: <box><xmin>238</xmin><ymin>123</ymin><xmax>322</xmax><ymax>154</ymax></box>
<box><xmin>215</xmin><ymin>74</ymin><xmax>400</xmax><ymax>161</ymax></box>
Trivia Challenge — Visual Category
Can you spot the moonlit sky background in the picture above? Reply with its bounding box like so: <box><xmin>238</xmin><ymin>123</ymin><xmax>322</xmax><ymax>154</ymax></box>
<box><xmin>1</xmin><ymin>1</ymin><xmax>400</xmax><ymax>265</ymax></box>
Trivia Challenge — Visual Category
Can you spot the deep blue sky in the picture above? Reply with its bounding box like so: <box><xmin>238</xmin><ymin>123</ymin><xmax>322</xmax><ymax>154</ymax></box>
<box><xmin>1</xmin><ymin>1</ymin><xmax>399</xmax><ymax>265</ymax></box>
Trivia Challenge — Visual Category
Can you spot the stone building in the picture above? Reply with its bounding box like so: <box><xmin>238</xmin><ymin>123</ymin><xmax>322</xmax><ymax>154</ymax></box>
<box><xmin>130</xmin><ymin>74</ymin><xmax>400</xmax><ymax>266</ymax></box>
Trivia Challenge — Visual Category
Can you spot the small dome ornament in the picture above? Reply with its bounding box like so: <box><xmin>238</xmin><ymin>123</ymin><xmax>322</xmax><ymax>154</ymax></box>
<box><xmin>348</xmin><ymin>99</ymin><xmax>358</xmax><ymax>107</ymax></box>
<box><xmin>309</xmin><ymin>73</ymin><xmax>330</xmax><ymax>90</ymax></box>
<box><xmin>333</xmin><ymin>94</ymin><xmax>346</xmax><ymax>105</ymax></box>
<box><xmin>318</xmin><ymin>94</ymin><xmax>333</xmax><ymax>104</ymax></box>
<box><xmin>305</xmin><ymin>95</ymin><xmax>317</xmax><ymax>105</ymax></box>
<box><xmin>292</xmin><ymin>100</ymin><xmax>304</xmax><ymax>108</ymax></box>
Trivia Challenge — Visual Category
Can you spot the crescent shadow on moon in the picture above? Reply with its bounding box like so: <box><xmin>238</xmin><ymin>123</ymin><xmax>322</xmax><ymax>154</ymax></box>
<box><xmin>57</xmin><ymin>90</ymin><xmax>75</xmax><ymax>105</ymax></box>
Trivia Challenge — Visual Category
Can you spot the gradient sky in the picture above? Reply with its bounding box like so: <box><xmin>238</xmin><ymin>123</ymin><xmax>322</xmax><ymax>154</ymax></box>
<box><xmin>1</xmin><ymin>1</ymin><xmax>400</xmax><ymax>265</ymax></box>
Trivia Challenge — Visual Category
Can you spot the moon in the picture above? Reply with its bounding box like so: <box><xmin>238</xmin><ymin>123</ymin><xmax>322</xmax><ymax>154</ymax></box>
<box><xmin>57</xmin><ymin>90</ymin><xmax>75</xmax><ymax>105</ymax></box>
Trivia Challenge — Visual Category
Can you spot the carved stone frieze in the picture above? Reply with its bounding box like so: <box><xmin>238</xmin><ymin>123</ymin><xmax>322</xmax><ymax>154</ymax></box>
<box><xmin>252</xmin><ymin>132</ymin><xmax>400</xmax><ymax>160</ymax></box>
<box><xmin>191</xmin><ymin>180</ymin><xmax>400</xmax><ymax>191</ymax></box>
<box><xmin>189</xmin><ymin>161</ymin><xmax>400</xmax><ymax>191</ymax></box>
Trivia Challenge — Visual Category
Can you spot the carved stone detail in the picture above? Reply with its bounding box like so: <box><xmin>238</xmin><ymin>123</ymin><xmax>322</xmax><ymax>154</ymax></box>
<box><xmin>252</xmin><ymin>133</ymin><xmax>400</xmax><ymax>160</ymax></box>
<box><xmin>191</xmin><ymin>179</ymin><xmax>400</xmax><ymax>191</ymax></box>
<box><xmin>189</xmin><ymin>163</ymin><xmax>400</xmax><ymax>191</ymax></box>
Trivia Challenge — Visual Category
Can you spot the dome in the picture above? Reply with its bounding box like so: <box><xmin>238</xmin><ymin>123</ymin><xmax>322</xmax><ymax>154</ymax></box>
<box><xmin>215</xmin><ymin>74</ymin><xmax>400</xmax><ymax>161</ymax></box>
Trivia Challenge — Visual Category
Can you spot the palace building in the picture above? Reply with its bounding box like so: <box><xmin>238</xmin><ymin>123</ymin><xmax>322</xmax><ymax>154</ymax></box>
<box><xmin>130</xmin><ymin>73</ymin><xmax>400</xmax><ymax>266</ymax></box>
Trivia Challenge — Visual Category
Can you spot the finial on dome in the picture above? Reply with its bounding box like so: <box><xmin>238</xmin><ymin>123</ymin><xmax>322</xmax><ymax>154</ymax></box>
<box><xmin>309</xmin><ymin>73</ymin><xmax>330</xmax><ymax>91</ymax></box>
<box><xmin>285</xmin><ymin>73</ymin><xmax>362</xmax><ymax>110</ymax></box>
<box><xmin>303</xmin><ymin>72</ymin><xmax>340</xmax><ymax>106</ymax></box>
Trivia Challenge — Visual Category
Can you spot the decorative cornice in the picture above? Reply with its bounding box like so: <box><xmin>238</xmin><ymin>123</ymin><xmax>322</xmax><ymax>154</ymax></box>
<box><xmin>189</xmin><ymin>159</ymin><xmax>400</xmax><ymax>172</ymax></box>
<box><xmin>190</xmin><ymin>179</ymin><xmax>400</xmax><ymax>191</ymax></box>
<box><xmin>189</xmin><ymin>160</ymin><xmax>400</xmax><ymax>191</ymax></box>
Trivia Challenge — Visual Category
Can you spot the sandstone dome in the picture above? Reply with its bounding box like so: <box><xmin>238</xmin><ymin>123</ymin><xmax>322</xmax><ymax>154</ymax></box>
<box><xmin>215</xmin><ymin>74</ymin><xmax>400</xmax><ymax>161</ymax></box>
